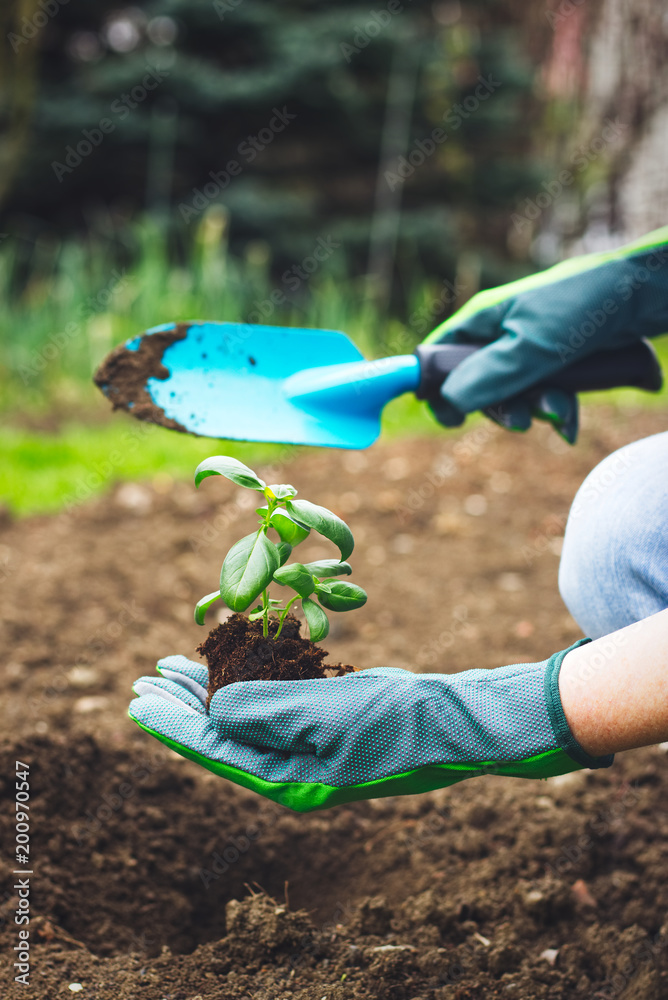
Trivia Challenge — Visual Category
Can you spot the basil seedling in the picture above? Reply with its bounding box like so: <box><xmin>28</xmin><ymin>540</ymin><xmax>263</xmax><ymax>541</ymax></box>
<box><xmin>193</xmin><ymin>456</ymin><xmax>367</xmax><ymax>642</ymax></box>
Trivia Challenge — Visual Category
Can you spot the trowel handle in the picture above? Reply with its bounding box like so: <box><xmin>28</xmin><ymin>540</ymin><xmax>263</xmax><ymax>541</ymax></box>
<box><xmin>415</xmin><ymin>338</ymin><xmax>663</xmax><ymax>400</ymax></box>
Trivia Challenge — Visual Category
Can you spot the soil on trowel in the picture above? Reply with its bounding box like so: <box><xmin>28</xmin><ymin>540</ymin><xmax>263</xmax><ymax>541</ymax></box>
<box><xmin>198</xmin><ymin>612</ymin><xmax>355</xmax><ymax>707</ymax></box>
<box><xmin>93</xmin><ymin>323</ymin><xmax>189</xmax><ymax>431</ymax></box>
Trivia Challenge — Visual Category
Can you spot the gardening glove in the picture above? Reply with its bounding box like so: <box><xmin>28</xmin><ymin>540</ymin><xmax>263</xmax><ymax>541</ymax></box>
<box><xmin>424</xmin><ymin>226</ymin><xmax>668</xmax><ymax>443</ymax></box>
<box><xmin>129</xmin><ymin>640</ymin><xmax>613</xmax><ymax>813</ymax></box>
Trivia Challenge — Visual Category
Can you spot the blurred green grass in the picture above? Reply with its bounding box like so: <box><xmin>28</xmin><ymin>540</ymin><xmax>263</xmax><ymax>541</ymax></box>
<box><xmin>0</xmin><ymin>211</ymin><xmax>423</xmax><ymax>515</ymax></box>
<box><xmin>0</xmin><ymin>419</ymin><xmax>279</xmax><ymax>517</ymax></box>
<box><xmin>0</xmin><ymin>211</ymin><xmax>393</xmax><ymax>416</ymax></box>
<box><xmin>1</xmin><ymin>213</ymin><xmax>667</xmax><ymax>517</ymax></box>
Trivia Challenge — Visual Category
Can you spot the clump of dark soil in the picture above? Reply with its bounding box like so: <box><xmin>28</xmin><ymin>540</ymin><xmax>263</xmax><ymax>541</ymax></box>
<box><xmin>198</xmin><ymin>612</ymin><xmax>354</xmax><ymax>706</ymax></box>
<box><xmin>93</xmin><ymin>323</ymin><xmax>189</xmax><ymax>431</ymax></box>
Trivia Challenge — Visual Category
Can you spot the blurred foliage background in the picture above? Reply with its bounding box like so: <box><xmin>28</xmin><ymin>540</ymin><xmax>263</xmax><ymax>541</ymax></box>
<box><xmin>1</xmin><ymin>0</ymin><xmax>667</xmax><ymax>513</ymax></box>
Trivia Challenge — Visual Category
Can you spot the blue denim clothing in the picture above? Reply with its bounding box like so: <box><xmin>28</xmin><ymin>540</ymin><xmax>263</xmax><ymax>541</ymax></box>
<box><xmin>559</xmin><ymin>432</ymin><xmax>668</xmax><ymax>638</ymax></box>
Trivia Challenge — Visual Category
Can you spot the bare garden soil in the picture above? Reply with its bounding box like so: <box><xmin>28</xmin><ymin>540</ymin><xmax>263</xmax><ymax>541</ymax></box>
<box><xmin>1</xmin><ymin>407</ymin><xmax>668</xmax><ymax>998</ymax></box>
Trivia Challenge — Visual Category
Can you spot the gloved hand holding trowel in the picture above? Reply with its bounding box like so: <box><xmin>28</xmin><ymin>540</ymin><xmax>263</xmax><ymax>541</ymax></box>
<box><xmin>97</xmin><ymin>226</ymin><xmax>668</xmax><ymax>813</ymax></box>
<box><xmin>95</xmin><ymin>230</ymin><xmax>666</xmax><ymax>450</ymax></box>
<box><xmin>424</xmin><ymin>227</ymin><xmax>668</xmax><ymax>443</ymax></box>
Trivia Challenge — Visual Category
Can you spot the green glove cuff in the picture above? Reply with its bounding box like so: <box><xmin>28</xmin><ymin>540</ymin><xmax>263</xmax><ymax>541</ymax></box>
<box><xmin>544</xmin><ymin>639</ymin><xmax>614</xmax><ymax>769</ymax></box>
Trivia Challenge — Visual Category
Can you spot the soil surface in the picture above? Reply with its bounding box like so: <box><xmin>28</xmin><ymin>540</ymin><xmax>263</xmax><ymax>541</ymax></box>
<box><xmin>1</xmin><ymin>406</ymin><xmax>668</xmax><ymax>998</ymax></box>
<box><xmin>93</xmin><ymin>323</ymin><xmax>189</xmax><ymax>431</ymax></box>
<box><xmin>199</xmin><ymin>613</ymin><xmax>354</xmax><ymax>707</ymax></box>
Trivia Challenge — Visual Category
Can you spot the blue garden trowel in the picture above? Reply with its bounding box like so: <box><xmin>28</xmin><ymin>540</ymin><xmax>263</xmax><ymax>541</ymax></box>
<box><xmin>94</xmin><ymin>321</ymin><xmax>662</xmax><ymax>449</ymax></box>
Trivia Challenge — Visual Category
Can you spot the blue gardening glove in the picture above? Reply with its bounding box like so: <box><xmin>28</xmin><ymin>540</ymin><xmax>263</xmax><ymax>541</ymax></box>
<box><xmin>424</xmin><ymin>226</ymin><xmax>668</xmax><ymax>442</ymax></box>
<box><xmin>129</xmin><ymin>641</ymin><xmax>612</xmax><ymax>813</ymax></box>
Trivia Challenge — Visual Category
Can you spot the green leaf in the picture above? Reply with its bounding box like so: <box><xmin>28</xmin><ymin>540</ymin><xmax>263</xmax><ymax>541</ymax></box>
<box><xmin>303</xmin><ymin>559</ymin><xmax>352</xmax><ymax>579</ymax></box>
<box><xmin>276</xmin><ymin>541</ymin><xmax>293</xmax><ymax>566</ymax></box>
<box><xmin>285</xmin><ymin>499</ymin><xmax>354</xmax><ymax>560</ymax></box>
<box><xmin>269</xmin><ymin>509</ymin><xmax>310</xmax><ymax>546</ymax></box>
<box><xmin>220</xmin><ymin>531</ymin><xmax>280</xmax><ymax>612</ymax></box>
<box><xmin>195</xmin><ymin>456</ymin><xmax>266</xmax><ymax>491</ymax></box>
<box><xmin>302</xmin><ymin>598</ymin><xmax>330</xmax><ymax>643</ymax></box>
<box><xmin>194</xmin><ymin>590</ymin><xmax>223</xmax><ymax>626</ymax></box>
<box><xmin>273</xmin><ymin>562</ymin><xmax>316</xmax><ymax>598</ymax></box>
<box><xmin>315</xmin><ymin>580</ymin><xmax>368</xmax><ymax>612</ymax></box>
<box><xmin>265</xmin><ymin>483</ymin><xmax>298</xmax><ymax>500</ymax></box>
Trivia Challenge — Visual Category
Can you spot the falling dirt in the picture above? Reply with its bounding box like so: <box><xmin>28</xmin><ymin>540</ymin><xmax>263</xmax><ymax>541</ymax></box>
<box><xmin>93</xmin><ymin>323</ymin><xmax>189</xmax><ymax>432</ymax></box>
<box><xmin>1</xmin><ymin>406</ymin><xmax>667</xmax><ymax>998</ymax></box>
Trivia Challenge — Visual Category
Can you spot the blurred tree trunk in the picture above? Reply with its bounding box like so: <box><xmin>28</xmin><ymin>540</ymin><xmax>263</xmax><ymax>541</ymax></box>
<box><xmin>0</xmin><ymin>0</ymin><xmax>41</xmax><ymax>210</ymax></box>
<box><xmin>569</xmin><ymin>0</ymin><xmax>668</xmax><ymax>245</ymax></box>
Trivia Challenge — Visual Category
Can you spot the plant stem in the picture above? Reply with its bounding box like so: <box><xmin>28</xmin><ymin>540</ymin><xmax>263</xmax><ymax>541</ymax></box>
<box><xmin>274</xmin><ymin>594</ymin><xmax>299</xmax><ymax>640</ymax></box>
<box><xmin>258</xmin><ymin>500</ymin><xmax>277</xmax><ymax>639</ymax></box>
<box><xmin>261</xmin><ymin>589</ymin><xmax>269</xmax><ymax>638</ymax></box>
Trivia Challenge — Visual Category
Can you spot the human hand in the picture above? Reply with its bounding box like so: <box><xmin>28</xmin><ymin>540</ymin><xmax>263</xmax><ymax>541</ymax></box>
<box><xmin>129</xmin><ymin>645</ymin><xmax>611</xmax><ymax>812</ymax></box>
<box><xmin>423</xmin><ymin>227</ymin><xmax>668</xmax><ymax>442</ymax></box>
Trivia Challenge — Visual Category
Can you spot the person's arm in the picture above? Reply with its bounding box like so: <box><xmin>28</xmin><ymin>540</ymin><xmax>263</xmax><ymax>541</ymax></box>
<box><xmin>560</xmin><ymin>607</ymin><xmax>668</xmax><ymax>755</ymax></box>
<box><xmin>129</xmin><ymin>611</ymin><xmax>666</xmax><ymax>813</ymax></box>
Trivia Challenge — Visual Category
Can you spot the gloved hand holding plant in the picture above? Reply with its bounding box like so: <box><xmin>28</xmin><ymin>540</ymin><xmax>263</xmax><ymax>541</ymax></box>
<box><xmin>129</xmin><ymin>457</ymin><xmax>613</xmax><ymax>812</ymax></box>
